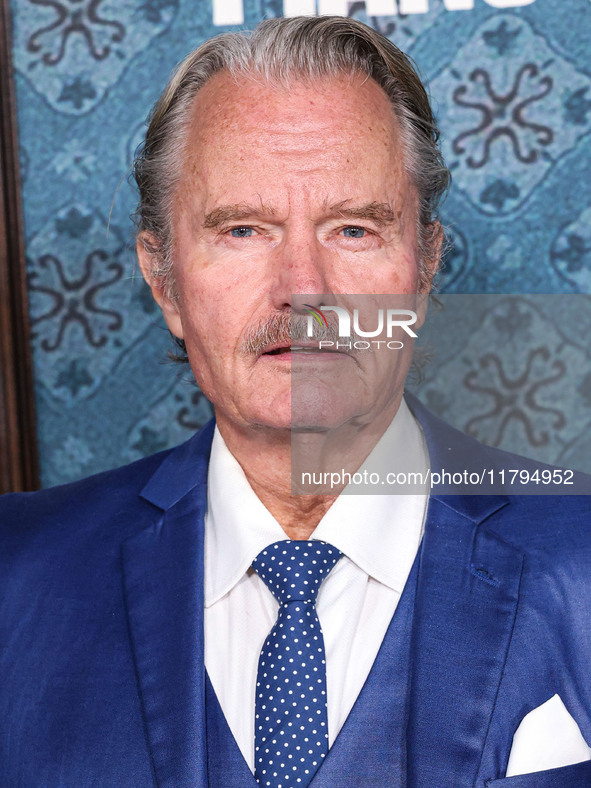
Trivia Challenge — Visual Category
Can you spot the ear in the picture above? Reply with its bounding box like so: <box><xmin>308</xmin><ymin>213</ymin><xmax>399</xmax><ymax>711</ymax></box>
<box><xmin>136</xmin><ymin>233</ymin><xmax>184</xmax><ymax>339</ymax></box>
<box><xmin>419</xmin><ymin>221</ymin><xmax>444</xmax><ymax>295</ymax></box>
<box><xmin>415</xmin><ymin>222</ymin><xmax>444</xmax><ymax>329</ymax></box>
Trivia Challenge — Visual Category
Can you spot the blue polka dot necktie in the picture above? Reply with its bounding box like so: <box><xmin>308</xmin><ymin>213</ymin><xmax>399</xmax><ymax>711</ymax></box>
<box><xmin>252</xmin><ymin>540</ymin><xmax>342</xmax><ymax>788</ymax></box>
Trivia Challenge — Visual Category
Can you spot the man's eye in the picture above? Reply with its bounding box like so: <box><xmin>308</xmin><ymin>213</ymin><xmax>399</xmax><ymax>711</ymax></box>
<box><xmin>229</xmin><ymin>226</ymin><xmax>255</xmax><ymax>238</ymax></box>
<box><xmin>342</xmin><ymin>226</ymin><xmax>366</xmax><ymax>238</ymax></box>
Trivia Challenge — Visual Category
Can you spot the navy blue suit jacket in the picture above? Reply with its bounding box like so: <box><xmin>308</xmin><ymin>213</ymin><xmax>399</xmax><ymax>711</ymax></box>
<box><xmin>2</xmin><ymin>396</ymin><xmax>591</xmax><ymax>787</ymax></box>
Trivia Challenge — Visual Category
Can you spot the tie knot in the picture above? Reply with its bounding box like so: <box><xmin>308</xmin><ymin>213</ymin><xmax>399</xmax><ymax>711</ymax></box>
<box><xmin>252</xmin><ymin>540</ymin><xmax>341</xmax><ymax>606</ymax></box>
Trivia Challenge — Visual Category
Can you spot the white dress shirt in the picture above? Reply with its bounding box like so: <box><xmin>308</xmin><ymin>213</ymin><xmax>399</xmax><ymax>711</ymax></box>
<box><xmin>204</xmin><ymin>399</ymin><xmax>429</xmax><ymax>772</ymax></box>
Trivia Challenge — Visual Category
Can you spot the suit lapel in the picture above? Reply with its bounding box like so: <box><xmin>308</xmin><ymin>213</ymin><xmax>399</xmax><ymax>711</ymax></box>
<box><xmin>408</xmin><ymin>495</ymin><xmax>524</xmax><ymax>788</ymax></box>
<box><xmin>120</xmin><ymin>398</ymin><xmax>525</xmax><ymax>787</ymax></box>
<box><xmin>406</xmin><ymin>395</ymin><xmax>524</xmax><ymax>787</ymax></box>
<box><xmin>121</xmin><ymin>422</ymin><xmax>214</xmax><ymax>788</ymax></box>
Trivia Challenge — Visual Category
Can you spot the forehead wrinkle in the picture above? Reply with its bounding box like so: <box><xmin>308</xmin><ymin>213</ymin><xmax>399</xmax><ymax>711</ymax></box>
<box><xmin>178</xmin><ymin>73</ymin><xmax>415</xmax><ymax>236</ymax></box>
<box><xmin>188</xmin><ymin>70</ymin><xmax>400</xmax><ymax>152</ymax></box>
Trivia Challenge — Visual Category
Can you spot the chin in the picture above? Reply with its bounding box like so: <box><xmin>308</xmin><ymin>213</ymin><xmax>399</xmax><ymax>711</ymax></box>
<box><xmin>290</xmin><ymin>382</ymin><xmax>363</xmax><ymax>432</ymax></box>
<box><xmin>241</xmin><ymin>392</ymin><xmax>361</xmax><ymax>433</ymax></box>
<box><xmin>243</xmin><ymin>396</ymin><xmax>293</xmax><ymax>432</ymax></box>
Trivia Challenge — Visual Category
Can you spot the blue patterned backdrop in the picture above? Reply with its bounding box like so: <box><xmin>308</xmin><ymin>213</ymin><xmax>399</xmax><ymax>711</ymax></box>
<box><xmin>9</xmin><ymin>0</ymin><xmax>591</xmax><ymax>487</ymax></box>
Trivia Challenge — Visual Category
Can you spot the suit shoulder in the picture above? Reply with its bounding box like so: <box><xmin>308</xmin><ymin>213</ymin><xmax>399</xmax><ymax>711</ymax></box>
<box><xmin>485</xmin><ymin>494</ymin><xmax>591</xmax><ymax>580</ymax></box>
<box><xmin>408</xmin><ymin>394</ymin><xmax>591</xmax><ymax>561</ymax></box>
<box><xmin>0</xmin><ymin>446</ymin><xmax>175</xmax><ymax>549</ymax></box>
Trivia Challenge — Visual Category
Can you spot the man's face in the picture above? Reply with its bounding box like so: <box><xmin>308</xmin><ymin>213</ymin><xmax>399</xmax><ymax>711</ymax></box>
<box><xmin>144</xmin><ymin>70</ymin><xmax>435</xmax><ymax>434</ymax></box>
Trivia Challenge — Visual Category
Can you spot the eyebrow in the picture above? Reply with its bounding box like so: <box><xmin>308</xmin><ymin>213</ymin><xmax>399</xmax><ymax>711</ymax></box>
<box><xmin>327</xmin><ymin>200</ymin><xmax>398</xmax><ymax>227</ymax></box>
<box><xmin>202</xmin><ymin>200</ymin><xmax>398</xmax><ymax>229</ymax></box>
<box><xmin>203</xmin><ymin>203</ymin><xmax>276</xmax><ymax>229</ymax></box>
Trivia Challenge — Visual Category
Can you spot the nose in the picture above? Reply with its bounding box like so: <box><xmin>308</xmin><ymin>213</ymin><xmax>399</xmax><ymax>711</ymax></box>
<box><xmin>268</xmin><ymin>226</ymin><xmax>332</xmax><ymax>313</ymax></box>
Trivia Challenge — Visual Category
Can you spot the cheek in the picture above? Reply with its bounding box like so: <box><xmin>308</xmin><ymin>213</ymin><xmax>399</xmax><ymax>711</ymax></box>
<box><xmin>382</xmin><ymin>231</ymin><xmax>421</xmax><ymax>292</ymax></box>
<box><xmin>177</xmin><ymin>284</ymin><xmax>248</xmax><ymax>368</ymax></box>
<box><xmin>175</xmin><ymin>269</ymin><xmax>225</xmax><ymax>336</ymax></box>
<box><xmin>352</xmin><ymin>253</ymin><xmax>420</xmax><ymax>295</ymax></box>
<box><xmin>398</xmin><ymin>256</ymin><xmax>420</xmax><ymax>292</ymax></box>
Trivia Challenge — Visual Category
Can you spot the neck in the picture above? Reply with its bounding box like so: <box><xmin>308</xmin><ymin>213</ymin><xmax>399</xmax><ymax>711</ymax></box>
<box><xmin>215</xmin><ymin>397</ymin><xmax>403</xmax><ymax>539</ymax></box>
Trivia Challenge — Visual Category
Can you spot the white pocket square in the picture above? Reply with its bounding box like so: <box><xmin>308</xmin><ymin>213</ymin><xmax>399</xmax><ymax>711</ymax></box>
<box><xmin>506</xmin><ymin>694</ymin><xmax>591</xmax><ymax>777</ymax></box>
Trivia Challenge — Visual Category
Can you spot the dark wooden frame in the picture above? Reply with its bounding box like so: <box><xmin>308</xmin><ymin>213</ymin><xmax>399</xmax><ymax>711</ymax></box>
<box><xmin>0</xmin><ymin>0</ymin><xmax>39</xmax><ymax>492</ymax></box>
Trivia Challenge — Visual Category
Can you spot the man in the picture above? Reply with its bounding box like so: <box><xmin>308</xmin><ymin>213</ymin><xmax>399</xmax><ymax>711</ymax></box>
<box><xmin>1</xmin><ymin>15</ymin><xmax>591</xmax><ymax>788</ymax></box>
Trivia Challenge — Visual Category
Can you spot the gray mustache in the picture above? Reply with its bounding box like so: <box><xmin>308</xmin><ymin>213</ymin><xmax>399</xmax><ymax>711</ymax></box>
<box><xmin>241</xmin><ymin>312</ymin><xmax>345</xmax><ymax>355</ymax></box>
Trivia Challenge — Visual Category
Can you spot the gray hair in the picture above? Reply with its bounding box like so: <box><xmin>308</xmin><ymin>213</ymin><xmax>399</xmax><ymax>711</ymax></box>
<box><xmin>133</xmin><ymin>15</ymin><xmax>450</xmax><ymax>298</ymax></box>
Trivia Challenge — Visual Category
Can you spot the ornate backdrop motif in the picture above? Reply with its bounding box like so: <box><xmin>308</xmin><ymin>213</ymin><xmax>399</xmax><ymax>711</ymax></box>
<box><xmin>433</xmin><ymin>13</ymin><xmax>591</xmax><ymax>217</ymax></box>
<box><xmin>27</xmin><ymin>205</ymin><xmax>127</xmax><ymax>401</ymax></box>
<box><xmin>9</xmin><ymin>0</ymin><xmax>591</xmax><ymax>487</ymax></box>
<box><xmin>12</xmin><ymin>0</ymin><xmax>179</xmax><ymax>115</ymax></box>
<box><xmin>411</xmin><ymin>296</ymin><xmax>591</xmax><ymax>474</ymax></box>
<box><xmin>551</xmin><ymin>206</ymin><xmax>591</xmax><ymax>290</ymax></box>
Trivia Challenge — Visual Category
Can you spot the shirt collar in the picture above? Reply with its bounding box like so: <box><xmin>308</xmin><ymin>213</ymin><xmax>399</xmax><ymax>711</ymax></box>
<box><xmin>204</xmin><ymin>427</ymin><xmax>285</xmax><ymax>606</ymax></box>
<box><xmin>204</xmin><ymin>398</ymin><xmax>429</xmax><ymax>606</ymax></box>
<box><xmin>311</xmin><ymin>399</ymin><xmax>428</xmax><ymax>592</ymax></box>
